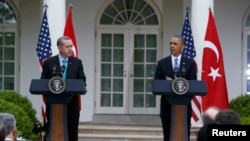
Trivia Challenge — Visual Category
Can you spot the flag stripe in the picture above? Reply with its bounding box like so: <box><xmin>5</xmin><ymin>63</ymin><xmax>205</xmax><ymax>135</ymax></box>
<box><xmin>36</xmin><ymin>8</ymin><xmax>52</xmax><ymax>122</ymax></box>
<box><xmin>181</xmin><ymin>10</ymin><xmax>202</xmax><ymax>125</ymax></box>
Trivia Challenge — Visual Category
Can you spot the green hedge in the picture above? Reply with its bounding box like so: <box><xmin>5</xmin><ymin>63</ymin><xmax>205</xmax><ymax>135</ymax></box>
<box><xmin>230</xmin><ymin>94</ymin><xmax>250</xmax><ymax>124</ymax></box>
<box><xmin>0</xmin><ymin>91</ymin><xmax>37</xmax><ymax>140</ymax></box>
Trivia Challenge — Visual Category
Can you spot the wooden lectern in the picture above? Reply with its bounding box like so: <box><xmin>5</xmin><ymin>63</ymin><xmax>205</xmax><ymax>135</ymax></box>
<box><xmin>152</xmin><ymin>79</ymin><xmax>207</xmax><ymax>141</ymax></box>
<box><xmin>29</xmin><ymin>79</ymin><xmax>87</xmax><ymax>141</ymax></box>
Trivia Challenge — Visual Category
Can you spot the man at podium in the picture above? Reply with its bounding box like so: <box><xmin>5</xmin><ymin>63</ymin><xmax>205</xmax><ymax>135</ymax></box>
<box><xmin>41</xmin><ymin>36</ymin><xmax>87</xmax><ymax>141</ymax></box>
<box><xmin>154</xmin><ymin>35</ymin><xmax>197</xmax><ymax>141</ymax></box>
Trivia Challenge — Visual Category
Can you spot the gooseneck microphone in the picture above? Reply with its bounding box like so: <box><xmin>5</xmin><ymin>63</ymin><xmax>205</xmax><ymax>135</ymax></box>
<box><xmin>60</xmin><ymin>65</ymin><xmax>65</xmax><ymax>77</ymax></box>
<box><xmin>52</xmin><ymin>66</ymin><xmax>57</xmax><ymax>76</ymax></box>
<box><xmin>173</xmin><ymin>67</ymin><xmax>179</xmax><ymax>79</ymax></box>
<box><xmin>181</xmin><ymin>66</ymin><xmax>186</xmax><ymax>78</ymax></box>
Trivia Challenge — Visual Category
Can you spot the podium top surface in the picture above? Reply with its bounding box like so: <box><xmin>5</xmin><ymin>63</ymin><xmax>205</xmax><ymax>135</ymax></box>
<box><xmin>152</xmin><ymin>80</ymin><xmax>207</xmax><ymax>96</ymax></box>
<box><xmin>30</xmin><ymin>79</ymin><xmax>87</xmax><ymax>95</ymax></box>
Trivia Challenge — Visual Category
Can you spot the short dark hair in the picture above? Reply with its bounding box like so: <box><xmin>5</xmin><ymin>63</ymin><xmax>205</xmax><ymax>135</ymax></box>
<box><xmin>172</xmin><ymin>35</ymin><xmax>186</xmax><ymax>45</ymax></box>
<box><xmin>57</xmin><ymin>36</ymin><xmax>71</xmax><ymax>46</ymax></box>
<box><xmin>215</xmin><ymin>109</ymin><xmax>241</xmax><ymax>125</ymax></box>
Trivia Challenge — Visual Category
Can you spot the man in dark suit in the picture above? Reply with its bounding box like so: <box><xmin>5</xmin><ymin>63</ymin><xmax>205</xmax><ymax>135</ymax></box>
<box><xmin>154</xmin><ymin>35</ymin><xmax>197</xmax><ymax>141</ymax></box>
<box><xmin>41</xmin><ymin>36</ymin><xmax>87</xmax><ymax>141</ymax></box>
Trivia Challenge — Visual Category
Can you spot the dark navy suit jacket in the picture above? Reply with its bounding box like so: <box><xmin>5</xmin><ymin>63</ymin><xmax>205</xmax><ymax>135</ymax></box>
<box><xmin>40</xmin><ymin>55</ymin><xmax>86</xmax><ymax>141</ymax></box>
<box><xmin>154</xmin><ymin>55</ymin><xmax>197</xmax><ymax>141</ymax></box>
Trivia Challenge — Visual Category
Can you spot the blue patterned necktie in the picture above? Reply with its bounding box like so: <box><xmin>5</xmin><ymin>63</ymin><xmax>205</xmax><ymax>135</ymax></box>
<box><xmin>62</xmin><ymin>59</ymin><xmax>67</xmax><ymax>79</ymax></box>
<box><xmin>174</xmin><ymin>58</ymin><xmax>179</xmax><ymax>78</ymax></box>
<box><xmin>174</xmin><ymin>58</ymin><xmax>179</xmax><ymax>70</ymax></box>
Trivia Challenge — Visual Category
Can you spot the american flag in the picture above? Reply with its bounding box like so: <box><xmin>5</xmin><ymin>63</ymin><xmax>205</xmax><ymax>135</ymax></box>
<box><xmin>181</xmin><ymin>10</ymin><xmax>202</xmax><ymax>125</ymax></box>
<box><xmin>36</xmin><ymin>8</ymin><xmax>52</xmax><ymax>122</ymax></box>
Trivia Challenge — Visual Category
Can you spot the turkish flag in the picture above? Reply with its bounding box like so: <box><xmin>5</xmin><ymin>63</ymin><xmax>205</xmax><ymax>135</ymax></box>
<box><xmin>201</xmin><ymin>9</ymin><xmax>229</xmax><ymax>112</ymax></box>
<box><xmin>64</xmin><ymin>7</ymin><xmax>81</xmax><ymax>110</ymax></box>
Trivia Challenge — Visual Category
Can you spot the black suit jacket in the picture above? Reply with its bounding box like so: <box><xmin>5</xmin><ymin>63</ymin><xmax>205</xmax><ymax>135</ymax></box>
<box><xmin>154</xmin><ymin>55</ymin><xmax>197</xmax><ymax>80</ymax></box>
<box><xmin>154</xmin><ymin>55</ymin><xmax>197</xmax><ymax>141</ymax></box>
<box><xmin>41</xmin><ymin>55</ymin><xmax>86</xmax><ymax>84</ymax></box>
<box><xmin>41</xmin><ymin>55</ymin><xmax>86</xmax><ymax>141</ymax></box>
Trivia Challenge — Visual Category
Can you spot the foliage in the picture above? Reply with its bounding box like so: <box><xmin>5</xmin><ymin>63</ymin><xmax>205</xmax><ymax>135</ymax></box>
<box><xmin>230</xmin><ymin>94</ymin><xmax>250</xmax><ymax>124</ymax></box>
<box><xmin>0</xmin><ymin>91</ymin><xmax>37</xmax><ymax>140</ymax></box>
<box><xmin>0</xmin><ymin>91</ymin><xmax>37</xmax><ymax>122</ymax></box>
<box><xmin>0</xmin><ymin>99</ymin><xmax>36</xmax><ymax>140</ymax></box>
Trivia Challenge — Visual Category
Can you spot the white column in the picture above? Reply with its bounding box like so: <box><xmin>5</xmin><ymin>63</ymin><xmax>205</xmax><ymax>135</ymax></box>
<box><xmin>43</xmin><ymin>0</ymin><xmax>66</xmax><ymax>55</ymax></box>
<box><xmin>191</xmin><ymin>0</ymin><xmax>213</xmax><ymax>80</ymax></box>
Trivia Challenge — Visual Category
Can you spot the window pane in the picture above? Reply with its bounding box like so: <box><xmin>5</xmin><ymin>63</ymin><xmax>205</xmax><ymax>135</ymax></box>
<box><xmin>102</xmin><ymin>34</ymin><xmax>112</xmax><ymax>47</ymax></box>
<box><xmin>101</xmin><ymin>93</ymin><xmax>111</xmax><ymax>106</ymax></box>
<box><xmin>100</xmin><ymin>0</ymin><xmax>158</xmax><ymax>25</ymax></box>
<box><xmin>113</xmin><ymin>64</ymin><xmax>123</xmax><ymax>77</ymax></box>
<box><xmin>134</xmin><ymin>35</ymin><xmax>144</xmax><ymax>48</ymax></box>
<box><xmin>0</xmin><ymin>47</ymin><xmax>2</xmax><ymax>60</ymax></box>
<box><xmin>4</xmin><ymin>33</ymin><xmax>15</xmax><ymax>46</ymax></box>
<box><xmin>0</xmin><ymin>33</ymin><xmax>3</xmax><ymax>46</ymax></box>
<box><xmin>113</xmin><ymin>49</ymin><xmax>123</xmax><ymax>62</ymax></box>
<box><xmin>146</xmin><ymin>35</ymin><xmax>156</xmax><ymax>48</ymax></box>
<box><xmin>134</xmin><ymin>64</ymin><xmax>144</xmax><ymax>77</ymax></box>
<box><xmin>146</xmin><ymin>50</ymin><xmax>156</xmax><ymax>62</ymax></box>
<box><xmin>4</xmin><ymin>77</ymin><xmax>14</xmax><ymax>90</ymax></box>
<box><xmin>0</xmin><ymin>62</ymin><xmax>2</xmax><ymax>74</ymax></box>
<box><xmin>113</xmin><ymin>94</ymin><xmax>123</xmax><ymax>107</ymax></box>
<box><xmin>0</xmin><ymin>2</ymin><xmax>16</xmax><ymax>24</ymax></box>
<box><xmin>133</xmin><ymin>94</ymin><xmax>144</xmax><ymax>107</ymax></box>
<box><xmin>101</xmin><ymin>49</ymin><xmax>111</xmax><ymax>62</ymax></box>
<box><xmin>101</xmin><ymin>64</ymin><xmax>111</xmax><ymax>77</ymax></box>
<box><xmin>101</xmin><ymin>78</ymin><xmax>111</xmax><ymax>91</ymax></box>
<box><xmin>113</xmin><ymin>34</ymin><xmax>124</xmax><ymax>47</ymax></box>
<box><xmin>113</xmin><ymin>79</ymin><xmax>123</xmax><ymax>92</ymax></box>
<box><xmin>146</xmin><ymin>64</ymin><xmax>156</xmax><ymax>77</ymax></box>
<box><xmin>4</xmin><ymin>62</ymin><xmax>14</xmax><ymax>75</ymax></box>
<box><xmin>146</xmin><ymin>79</ymin><xmax>153</xmax><ymax>92</ymax></box>
<box><xmin>145</xmin><ymin>15</ymin><xmax>158</xmax><ymax>25</ymax></box>
<box><xmin>134</xmin><ymin>79</ymin><xmax>144</xmax><ymax>92</ymax></box>
<box><xmin>100</xmin><ymin>14</ymin><xmax>113</xmax><ymax>24</ymax></box>
<box><xmin>4</xmin><ymin>47</ymin><xmax>14</xmax><ymax>60</ymax></box>
<box><xmin>246</xmin><ymin>14</ymin><xmax>250</xmax><ymax>26</ymax></box>
<box><xmin>134</xmin><ymin>50</ymin><xmax>144</xmax><ymax>62</ymax></box>
<box><xmin>146</xmin><ymin>94</ymin><xmax>156</xmax><ymax>107</ymax></box>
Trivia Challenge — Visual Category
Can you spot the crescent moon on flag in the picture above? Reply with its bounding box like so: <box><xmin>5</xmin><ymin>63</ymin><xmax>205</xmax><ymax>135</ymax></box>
<box><xmin>204</xmin><ymin>41</ymin><xmax>219</xmax><ymax>63</ymax></box>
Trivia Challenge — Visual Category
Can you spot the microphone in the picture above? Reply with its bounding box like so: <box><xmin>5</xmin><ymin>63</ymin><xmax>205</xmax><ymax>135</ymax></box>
<box><xmin>181</xmin><ymin>67</ymin><xmax>186</xmax><ymax>78</ymax></box>
<box><xmin>173</xmin><ymin>67</ymin><xmax>179</xmax><ymax>78</ymax></box>
<box><xmin>52</xmin><ymin>66</ymin><xmax>57</xmax><ymax>76</ymax></box>
<box><xmin>60</xmin><ymin>65</ymin><xmax>65</xmax><ymax>77</ymax></box>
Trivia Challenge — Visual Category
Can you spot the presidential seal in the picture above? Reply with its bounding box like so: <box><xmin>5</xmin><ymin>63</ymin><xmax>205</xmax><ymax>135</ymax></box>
<box><xmin>48</xmin><ymin>76</ymin><xmax>66</xmax><ymax>94</ymax></box>
<box><xmin>172</xmin><ymin>77</ymin><xmax>189</xmax><ymax>95</ymax></box>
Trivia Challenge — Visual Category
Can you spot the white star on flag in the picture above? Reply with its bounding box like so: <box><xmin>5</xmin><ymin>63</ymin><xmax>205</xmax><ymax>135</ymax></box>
<box><xmin>208</xmin><ymin>67</ymin><xmax>222</xmax><ymax>81</ymax></box>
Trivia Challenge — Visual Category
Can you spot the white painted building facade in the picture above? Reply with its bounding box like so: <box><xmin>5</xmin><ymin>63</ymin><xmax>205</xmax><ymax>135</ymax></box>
<box><xmin>1</xmin><ymin>0</ymin><xmax>250</xmax><ymax>123</ymax></box>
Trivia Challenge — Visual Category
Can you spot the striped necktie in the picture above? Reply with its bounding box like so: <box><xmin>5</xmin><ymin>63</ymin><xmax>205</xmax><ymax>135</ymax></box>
<box><xmin>174</xmin><ymin>58</ymin><xmax>179</xmax><ymax>70</ymax></box>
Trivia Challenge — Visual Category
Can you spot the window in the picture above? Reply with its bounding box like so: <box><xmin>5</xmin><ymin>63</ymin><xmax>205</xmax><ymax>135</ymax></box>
<box><xmin>0</xmin><ymin>1</ymin><xmax>17</xmax><ymax>90</ymax></box>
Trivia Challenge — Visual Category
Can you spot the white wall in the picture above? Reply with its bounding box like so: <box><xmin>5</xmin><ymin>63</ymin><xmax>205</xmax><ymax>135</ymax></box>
<box><xmin>214</xmin><ymin>0</ymin><xmax>250</xmax><ymax>101</ymax></box>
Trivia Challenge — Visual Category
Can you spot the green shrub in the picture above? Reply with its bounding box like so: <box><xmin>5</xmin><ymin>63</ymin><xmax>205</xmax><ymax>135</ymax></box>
<box><xmin>0</xmin><ymin>99</ymin><xmax>36</xmax><ymax>140</ymax></box>
<box><xmin>0</xmin><ymin>91</ymin><xmax>37</xmax><ymax>122</ymax></box>
<box><xmin>0</xmin><ymin>91</ymin><xmax>38</xmax><ymax>140</ymax></box>
<box><xmin>230</xmin><ymin>94</ymin><xmax>250</xmax><ymax>124</ymax></box>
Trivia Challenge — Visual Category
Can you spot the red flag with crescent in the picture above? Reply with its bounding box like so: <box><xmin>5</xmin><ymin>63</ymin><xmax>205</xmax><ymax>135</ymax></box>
<box><xmin>201</xmin><ymin>9</ymin><xmax>229</xmax><ymax>111</ymax></box>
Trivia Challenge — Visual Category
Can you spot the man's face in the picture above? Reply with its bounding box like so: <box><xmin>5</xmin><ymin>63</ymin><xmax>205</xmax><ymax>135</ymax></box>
<box><xmin>58</xmin><ymin>39</ymin><xmax>73</xmax><ymax>58</ymax></box>
<box><xmin>169</xmin><ymin>37</ymin><xmax>184</xmax><ymax>57</ymax></box>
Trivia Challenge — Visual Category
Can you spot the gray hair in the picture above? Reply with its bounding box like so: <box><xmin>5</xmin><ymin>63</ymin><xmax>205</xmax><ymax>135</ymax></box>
<box><xmin>0</xmin><ymin>113</ymin><xmax>16</xmax><ymax>135</ymax></box>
